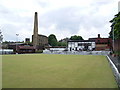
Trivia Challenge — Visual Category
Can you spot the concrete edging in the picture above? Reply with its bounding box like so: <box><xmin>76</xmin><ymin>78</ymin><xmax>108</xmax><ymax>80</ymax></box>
<box><xmin>106</xmin><ymin>55</ymin><xmax>120</xmax><ymax>87</ymax></box>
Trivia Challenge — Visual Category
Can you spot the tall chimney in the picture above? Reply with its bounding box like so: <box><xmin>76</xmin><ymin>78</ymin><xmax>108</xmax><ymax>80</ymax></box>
<box><xmin>33</xmin><ymin>12</ymin><xmax>39</xmax><ymax>49</ymax></box>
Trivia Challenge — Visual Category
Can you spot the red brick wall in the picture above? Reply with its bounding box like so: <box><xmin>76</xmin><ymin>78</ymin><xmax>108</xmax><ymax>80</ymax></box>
<box><xmin>89</xmin><ymin>38</ymin><xmax>112</xmax><ymax>50</ymax></box>
<box><xmin>114</xmin><ymin>38</ymin><xmax>120</xmax><ymax>52</ymax></box>
<box><xmin>95</xmin><ymin>44</ymin><xmax>111</xmax><ymax>51</ymax></box>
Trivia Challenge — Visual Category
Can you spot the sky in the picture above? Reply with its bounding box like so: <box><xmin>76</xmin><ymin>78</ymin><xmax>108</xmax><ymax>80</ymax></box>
<box><xmin>0</xmin><ymin>0</ymin><xmax>119</xmax><ymax>42</ymax></box>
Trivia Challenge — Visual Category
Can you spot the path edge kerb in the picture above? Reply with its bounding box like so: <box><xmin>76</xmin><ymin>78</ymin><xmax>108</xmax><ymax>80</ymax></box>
<box><xmin>106</xmin><ymin>55</ymin><xmax>120</xmax><ymax>88</ymax></box>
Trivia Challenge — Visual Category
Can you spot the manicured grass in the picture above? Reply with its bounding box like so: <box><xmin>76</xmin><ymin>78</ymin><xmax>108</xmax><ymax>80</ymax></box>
<box><xmin>2</xmin><ymin>54</ymin><xmax>117</xmax><ymax>88</ymax></box>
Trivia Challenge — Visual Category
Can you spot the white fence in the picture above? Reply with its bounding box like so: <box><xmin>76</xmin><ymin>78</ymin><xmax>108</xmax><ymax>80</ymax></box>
<box><xmin>43</xmin><ymin>50</ymin><xmax>110</xmax><ymax>55</ymax></box>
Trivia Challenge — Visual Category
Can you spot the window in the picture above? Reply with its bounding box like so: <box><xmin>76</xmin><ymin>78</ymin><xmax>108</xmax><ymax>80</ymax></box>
<box><xmin>78</xmin><ymin>43</ymin><xmax>82</xmax><ymax>46</ymax></box>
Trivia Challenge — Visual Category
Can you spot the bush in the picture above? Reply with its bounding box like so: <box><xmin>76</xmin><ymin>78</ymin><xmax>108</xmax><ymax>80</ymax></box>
<box><xmin>114</xmin><ymin>51</ymin><xmax>120</xmax><ymax>56</ymax></box>
<box><xmin>35</xmin><ymin>50</ymin><xmax>43</xmax><ymax>53</ymax></box>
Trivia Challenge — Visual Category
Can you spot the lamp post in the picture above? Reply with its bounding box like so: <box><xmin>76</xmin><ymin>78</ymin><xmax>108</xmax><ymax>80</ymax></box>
<box><xmin>16</xmin><ymin>34</ymin><xmax>19</xmax><ymax>54</ymax></box>
<box><xmin>112</xmin><ymin>29</ymin><xmax>114</xmax><ymax>52</ymax></box>
<box><xmin>0</xmin><ymin>29</ymin><xmax>2</xmax><ymax>90</ymax></box>
<box><xmin>112</xmin><ymin>23</ymin><xmax>115</xmax><ymax>52</ymax></box>
<box><xmin>0</xmin><ymin>30</ymin><xmax>3</xmax><ymax>54</ymax></box>
<box><xmin>1</xmin><ymin>35</ymin><xmax>3</xmax><ymax>54</ymax></box>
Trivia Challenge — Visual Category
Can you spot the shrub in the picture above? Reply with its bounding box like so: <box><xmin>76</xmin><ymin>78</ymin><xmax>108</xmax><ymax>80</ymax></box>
<box><xmin>35</xmin><ymin>50</ymin><xmax>43</xmax><ymax>53</ymax></box>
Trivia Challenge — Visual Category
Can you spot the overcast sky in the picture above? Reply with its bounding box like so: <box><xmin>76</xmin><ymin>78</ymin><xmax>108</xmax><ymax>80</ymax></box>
<box><xmin>0</xmin><ymin>0</ymin><xmax>119</xmax><ymax>42</ymax></box>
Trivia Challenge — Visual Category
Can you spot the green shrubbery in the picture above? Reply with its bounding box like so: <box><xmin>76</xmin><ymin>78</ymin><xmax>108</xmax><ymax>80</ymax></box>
<box><xmin>115</xmin><ymin>51</ymin><xmax>120</xmax><ymax>56</ymax></box>
<box><xmin>35</xmin><ymin>50</ymin><xmax>43</xmax><ymax>53</ymax></box>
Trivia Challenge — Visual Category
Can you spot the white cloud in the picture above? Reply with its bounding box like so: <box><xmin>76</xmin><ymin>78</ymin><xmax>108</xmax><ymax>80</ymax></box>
<box><xmin>0</xmin><ymin>0</ymin><xmax>119</xmax><ymax>41</ymax></box>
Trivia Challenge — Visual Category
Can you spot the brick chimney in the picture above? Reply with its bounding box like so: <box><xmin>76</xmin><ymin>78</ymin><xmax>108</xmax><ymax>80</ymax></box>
<box><xmin>98</xmin><ymin>34</ymin><xmax>100</xmax><ymax>38</ymax></box>
<box><xmin>33</xmin><ymin>12</ymin><xmax>39</xmax><ymax>50</ymax></box>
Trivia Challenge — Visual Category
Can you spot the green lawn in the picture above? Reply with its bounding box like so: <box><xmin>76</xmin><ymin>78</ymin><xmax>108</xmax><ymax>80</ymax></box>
<box><xmin>2</xmin><ymin>54</ymin><xmax>117</xmax><ymax>88</ymax></box>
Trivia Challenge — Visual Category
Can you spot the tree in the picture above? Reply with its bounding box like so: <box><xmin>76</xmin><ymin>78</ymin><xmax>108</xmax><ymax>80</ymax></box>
<box><xmin>57</xmin><ymin>42</ymin><xmax>67</xmax><ymax>46</ymax></box>
<box><xmin>70</xmin><ymin>35</ymin><xmax>84</xmax><ymax>40</ymax></box>
<box><xmin>109</xmin><ymin>12</ymin><xmax>120</xmax><ymax>39</ymax></box>
<box><xmin>48</xmin><ymin>34</ymin><xmax>58</xmax><ymax>46</ymax></box>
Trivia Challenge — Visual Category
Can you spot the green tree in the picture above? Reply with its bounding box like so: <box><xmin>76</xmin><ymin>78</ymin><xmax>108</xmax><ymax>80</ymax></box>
<box><xmin>57</xmin><ymin>42</ymin><xmax>67</xmax><ymax>46</ymax></box>
<box><xmin>70</xmin><ymin>35</ymin><xmax>84</xmax><ymax>40</ymax></box>
<box><xmin>109</xmin><ymin>12</ymin><xmax>120</xmax><ymax>39</ymax></box>
<box><xmin>48</xmin><ymin>34</ymin><xmax>57</xmax><ymax>46</ymax></box>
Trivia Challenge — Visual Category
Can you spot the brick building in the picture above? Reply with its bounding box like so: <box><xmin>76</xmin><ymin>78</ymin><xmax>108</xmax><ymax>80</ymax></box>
<box><xmin>89</xmin><ymin>34</ymin><xmax>112</xmax><ymax>51</ymax></box>
<box><xmin>8</xmin><ymin>43</ymin><xmax>35</xmax><ymax>53</ymax></box>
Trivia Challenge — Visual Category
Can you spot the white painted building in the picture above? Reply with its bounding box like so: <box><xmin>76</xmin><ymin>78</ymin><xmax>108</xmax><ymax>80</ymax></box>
<box><xmin>68</xmin><ymin>40</ymin><xmax>95</xmax><ymax>51</ymax></box>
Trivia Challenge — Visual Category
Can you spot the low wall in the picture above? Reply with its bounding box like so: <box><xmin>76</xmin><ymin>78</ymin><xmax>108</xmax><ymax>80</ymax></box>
<box><xmin>0</xmin><ymin>49</ymin><xmax>14</xmax><ymax>55</ymax></box>
<box><xmin>107</xmin><ymin>56</ymin><xmax>120</xmax><ymax>87</ymax></box>
<box><xmin>43</xmin><ymin>50</ymin><xmax>110</xmax><ymax>55</ymax></box>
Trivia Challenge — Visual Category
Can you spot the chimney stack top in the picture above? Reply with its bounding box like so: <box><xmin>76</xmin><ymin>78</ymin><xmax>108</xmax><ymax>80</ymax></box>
<box><xmin>35</xmin><ymin>12</ymin><xmax>37</xmax><ymax>14</ymax></box>
<box><xmin>98</xmin><ymin>34</ymin><xmax>100</xmax><ymax>38</ymax></box>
